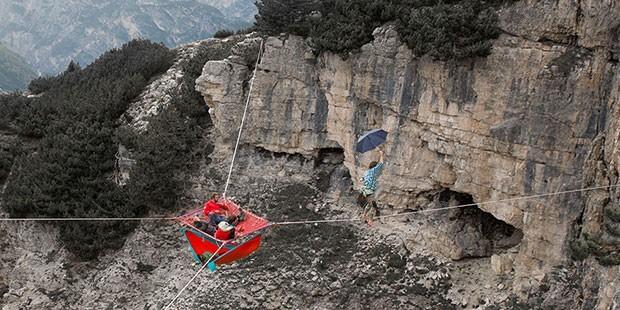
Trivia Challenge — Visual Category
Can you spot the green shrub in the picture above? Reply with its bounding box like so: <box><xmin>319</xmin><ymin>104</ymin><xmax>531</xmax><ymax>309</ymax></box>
<box><xmin>254</xmin><ymin>0</ymin><xmax>515</xmax><ymax>59</ymax></box>
<box><xmin>125</xmin><ymin>107</ymin><xmax>201</xmax><ymax>210</ymax></box>
<box><xmin>0</xmin><ymin>94</ymin><xmax>30</xmax><ymax>131</ymax></box>
<box><xmin>27</xmin><ymin>76</ymin><xmax>55</xmax><ymax>95</ymax></box>
<box><xmin>598</xmin><ymin>252</ymin><xmax>620</xmax><ymax>266</ymax></box>
<box><xmin>214</xmin><ymin>29</ymin><xmax>235</xmax><ymax>39</ymax></box>
<box><xmin>0</xmin><ymin>147</ymin><xmax>14</xmax><ymax>184</ymax></box>
<box><xmin>606</xmin><ymin>222</ymin><xmax>620</xmax><ymax>238</ymax></box>
<box><xmin>605</xmin><ymin>205</ymin><xmax>620</xmax><ymax>222</ymax></box>
<box><xmin>398</xmin><ymin>3</ymin><xmax>501</xmax><ymax>60</ymax></box>
<box><xmin>59</xmin><ymin>221</ymin><xmax>137</xmax><ymax>259</ymax></box>
<box><xmin>255</xmin><ymin>0</ymin><xmax>320</xmax><ymax>37</ymax></box>
<box><xmin>571</xmin><ymin>230</ymin><xmax>620</xmax><ymax>266</ymax></box>
<box><xmin>308</xmin><ymin>0</ymin><xmax>388</xmax><ymax>56</ymax></box>
<box><xmin>570</xmin><ymin>234</ymin><xmax>599</xmax><ymax>261</ymax></box>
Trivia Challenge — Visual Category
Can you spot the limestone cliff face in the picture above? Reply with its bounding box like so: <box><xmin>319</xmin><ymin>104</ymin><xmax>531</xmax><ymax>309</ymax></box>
<box><xmin>196</xmin><ymin>36</ymin><xmax>338</xmax><ymax>155</ymax></box>
<box><xmin>196</xmin><ymin>1</ymin><xmax>620</xmax><ymax>305</ymax></box>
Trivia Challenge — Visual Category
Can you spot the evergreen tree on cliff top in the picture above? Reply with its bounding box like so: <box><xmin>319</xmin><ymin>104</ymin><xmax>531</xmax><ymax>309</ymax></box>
<box><xmin>254</xmin><ymin>0</ymin><xmax>514</xmax><ymax>59</ymax></box>
<box><xmin>255</xmin><ymin>0</ymin><xmax>322</xmax><ymax>36</ymax></box>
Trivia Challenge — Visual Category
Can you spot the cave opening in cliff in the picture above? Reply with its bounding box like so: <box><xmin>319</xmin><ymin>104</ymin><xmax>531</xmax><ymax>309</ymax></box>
<box><xmin>315</xmin><ymin>147</ymin><xmax>347</xmax><ymax>192</ymax></box>
<box><xmin>437</xmin><ymin>189</ymin><xmax>523</xmax><ymax>259</ymax></box>
<box><xmin>316</xmin><ymin>147</ymin><xmax>345</xmax><ymax>165</ymax></box>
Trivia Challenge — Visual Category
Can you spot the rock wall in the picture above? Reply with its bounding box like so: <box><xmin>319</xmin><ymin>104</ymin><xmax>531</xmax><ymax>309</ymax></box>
<box><xmin>196</xmin><ymin>36</ymin><xmax>338</xmax><ymax>156</ymax></box>
<box><xmin>196</xmin><ymin>1</ymin><xmax>620</xmax><ymax>305</ymax></box>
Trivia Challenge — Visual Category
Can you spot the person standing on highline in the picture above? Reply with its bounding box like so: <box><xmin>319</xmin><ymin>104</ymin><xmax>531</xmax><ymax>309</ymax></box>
<box><xmin>359</xmin><ymin>148</ymin><xmax>384</xmax><ymax>225</ymax></box>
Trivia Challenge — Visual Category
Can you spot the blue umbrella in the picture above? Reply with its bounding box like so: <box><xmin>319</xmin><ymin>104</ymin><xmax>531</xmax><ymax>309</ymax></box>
<box><xmin>356</xmin><ymin>129</ymin><xmax>388</xmax><ymax>153</ymax></box>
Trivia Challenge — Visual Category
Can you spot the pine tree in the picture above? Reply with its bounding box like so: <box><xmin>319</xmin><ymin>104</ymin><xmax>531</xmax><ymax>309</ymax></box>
<box><xmin>255</xmin><ymin>0</ymin><xmax>322</xmax><ymax>36</ymax></box>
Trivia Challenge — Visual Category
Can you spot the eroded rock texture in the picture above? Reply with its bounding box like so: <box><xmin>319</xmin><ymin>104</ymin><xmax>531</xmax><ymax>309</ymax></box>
<box><xmin>196</xmin><ymin>1</ymin><xmax>620</xmax><ymax>305</ymax></box>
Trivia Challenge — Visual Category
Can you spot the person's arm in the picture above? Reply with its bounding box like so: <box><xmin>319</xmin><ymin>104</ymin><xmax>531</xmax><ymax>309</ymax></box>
<box><xmin>219</xmin><ymin>203</ymin><xmax>229</xmax><ymax>211</ymax></box>
<box><xmin>369</xmin><ymin>150</ymin><xmax>385</xmax><ymax>175</ymax></box>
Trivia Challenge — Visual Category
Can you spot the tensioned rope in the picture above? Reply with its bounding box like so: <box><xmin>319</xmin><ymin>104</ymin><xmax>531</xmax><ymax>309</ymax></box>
<box><xmin>0</xmin><ymin>217</ymin><xmax>178</xmax><ymax>221</ymax></box>
<box><xmin>162</xmin><ymin>241</ymin><xmax>227</xmax><ymax>310</ymax></box>
<box><xmin>0</xmin><ymin>184</ymin><xmax>618</xmax><ymax>222</ymax></box>
<box><xmin>270</xmin><ymin>183</ymin><xmax>620</xmax><ymax>226</ymax></box>
<box><xmin>222</xmin><ymin>38</ymin><xmax>264</xmax><ymax>199</ymax></box>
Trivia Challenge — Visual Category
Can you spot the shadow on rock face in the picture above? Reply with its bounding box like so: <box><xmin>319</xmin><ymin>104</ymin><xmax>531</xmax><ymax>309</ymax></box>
<box><xmin>425</xmin><ymin>189</ymin><xmax>524</xmax><ymax>260</ymax></box>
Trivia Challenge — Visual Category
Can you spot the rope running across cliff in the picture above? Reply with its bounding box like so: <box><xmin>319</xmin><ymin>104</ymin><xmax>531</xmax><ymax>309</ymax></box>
<box><xmin>0</xmin><ymin>183</ymin><xmax>618</xmax><ymax>223</ymax></box>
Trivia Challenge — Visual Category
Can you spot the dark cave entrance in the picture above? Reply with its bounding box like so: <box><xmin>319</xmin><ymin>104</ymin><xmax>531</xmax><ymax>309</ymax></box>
<box><xmin>316</xmin><ymin>147</ymin><xmax>345</xmax><ymax>165</ymax></box>
<box><xmin>315</xmin><ymin>147</ymin><xmax>348</xmax><ymax>193</ymax></box>
<box><xmin>437</xmin><ymin>190</ymin><xmax>523</xmax><ymax>259</ymax></box>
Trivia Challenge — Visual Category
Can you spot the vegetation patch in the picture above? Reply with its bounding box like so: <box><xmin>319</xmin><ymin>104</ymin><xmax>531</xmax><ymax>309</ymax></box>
<box><xmin>571</xmin><ymin>218</ymin><xmax>620</xmax><ymax>267</ymax></box>
<box><xmin>255</xmin><ymin>0</ymin><xmax>516</xmax><ymax>60</ymax></box>
<box><xmin>1</xmin><ymin>40</ymin><xmax>175</xmax><ymax>259</ymax></box>
<box><xmin>571</xmin><ymin>202</ymin><xmax>620</xmax><ymax>266</ymax></box>
<box><xmin>0</xmin><ymin>36</ymin><xmax>243</xmax><ymax>259</ymax></box>
<box><xmin>213</xmin><ymin>29</ymin><xmax>235</xmax><ymax>39</ymax></box>
<box><xmin>0</xmin><ymin>140</ymin><xmax>22</xmax><ymax>185</ymax></box>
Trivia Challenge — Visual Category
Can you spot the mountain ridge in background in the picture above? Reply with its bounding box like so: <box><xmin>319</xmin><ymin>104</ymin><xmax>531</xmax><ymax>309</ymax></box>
<box><xmin>0</xmin><ymin>43</ymin><xmax>36</xmax><ymax>92</ymax></box>
<box><xmin>198</xmin><ymin>0</ymin><xmax>257</xmax><ymax>21</ymax></box>
<box><xmin>0</xmin><ymin>0</ymin><xmax>255</xmax><ymax>75</ymax></box>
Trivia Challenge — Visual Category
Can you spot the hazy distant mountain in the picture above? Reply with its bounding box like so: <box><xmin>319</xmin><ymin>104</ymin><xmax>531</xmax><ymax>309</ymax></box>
<box><xmin>0</xmin><ymin>43</ymin><xmax>36</xmax><ymax>91</ymax></box>
<box><xmin>0</xmin><ymin>0</ymin><xmax>254</xmax><ymax>74</ymax></box>
<box><xmin>198</xmin><ymin>0</ymin><xmax>257</xmax><ymax>21</ymax></box>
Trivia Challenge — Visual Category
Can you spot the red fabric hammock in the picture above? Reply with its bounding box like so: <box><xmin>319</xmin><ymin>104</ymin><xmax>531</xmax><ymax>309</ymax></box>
<box><xmin>177</xmin><ymin>198</ymin><xmax>269</xmax><ymax>266</ymax></box>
